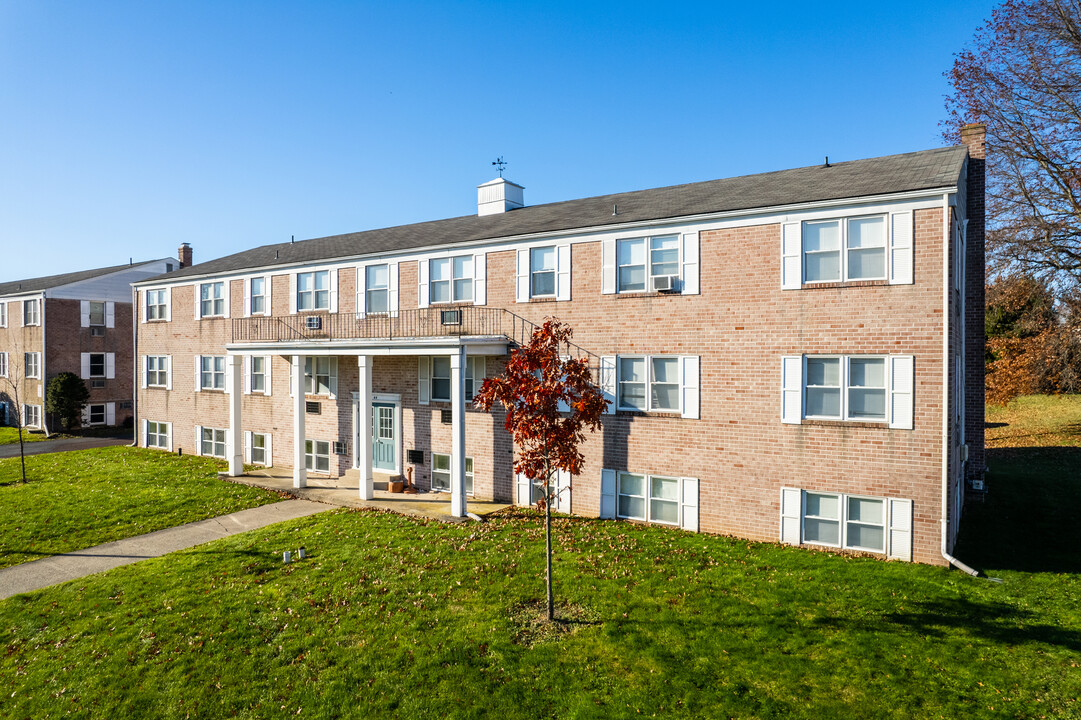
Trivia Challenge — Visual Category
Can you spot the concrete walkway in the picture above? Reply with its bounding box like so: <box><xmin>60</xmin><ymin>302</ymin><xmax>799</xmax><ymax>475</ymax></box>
<box><xmin>0</xmin><ymin>499</ymin><xmax>329</xmax><ymax>600</ymax></box>
<box><xmin>0</xmin><ymin>432</ymin><xmax>134</xmax><ymax>459</ymax></box>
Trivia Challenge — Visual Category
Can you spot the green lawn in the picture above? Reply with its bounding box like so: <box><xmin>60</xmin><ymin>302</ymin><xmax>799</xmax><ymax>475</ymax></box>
<box><xmin>0</xmin><ymin>446</ymin><xmax>283</xmax><ymax>569</ymax></box>
<box><xmin>0</xmin><ymin>401</ymin><xmax>1078</xmax><ymax>719</ymax></box>
<box><xmin>0</xmin><ymin>426</ymin><xmax>52</xmax><ymax>445</ymax></box>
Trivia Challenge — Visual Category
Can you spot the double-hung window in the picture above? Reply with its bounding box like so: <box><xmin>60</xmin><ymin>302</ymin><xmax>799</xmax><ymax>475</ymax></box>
<box><xmin>802</xmin><ymin>491</ymin><xmax>886</xmax><ymax>553</ymax></box>
<box><xmin>366</xmin><ymin>264</ymin><xmax>389</xmax><ymax>314</ymax></box>
<box><xmin>430</xmin><ymin>454</ymin><xmax>474</xmax><ymax>494</ymax></box>
<box><xmin>803</xmin><ymin>215</ymin><xmax>887</xmax><ymax>283</ymax></box>
<box><xmin>200</xmin><ymin>428</ymin><xmax>226</xmax><ymax>458</ymax></box>
<box><xmin>0</xmin><ymin>302</ymin><xmax>7</xmax><ymax>327</ymax></box>
<box><xmin>200</xmin><ymin>356</ymin><xmax>226</xmax><ymax>391</ymax></box>
<box><xmin>146</xmin><ymin>421</ymin><xmax>170</xmax><ymax>449</ymax></box>
<box><xmin>305</xmin><ymin>440</ymin><xmax>330</xmax><ymax>473</ymax></box>
<box><xmin>88</xmin><ymin>302</ymin><xmax>106</xmax><ymax>326</ymax></box>
<box><xmin>0</xmin><ymin>352</ymin><xmax>7</xmax><ymax>378</ymax></box>
<box><xmin>24</xmin><ymin>352</ymin><xmax>40</xmax><ymax>379</ymax></box>
<box><xmin>251</xmin><ymin>356</ymin><xmax>266</xmax><ymax>393</ymax></box>
<box><xmin>430</xmin><ymin>256</ymin><xmax>473</xmax><ymax>303</ymax></box>
<box><xmin>23</xmin><ymin>404</ymin><xmax>41</xmax><ymax>428</ymax></box>
<box><xmin>89</xmin><ymin>353</ymin><xmax>106</xmax><ymax>378</ymax></box>
<box><xmin>431</xmin><ymin>357</ymin><xmax>451</xmax><ymax>401</ymax></box>
<box><xmin>147</xmin><ymin>356</ymin><xmax>169</xmax><ymax>387</ymax></box>
<box><xmin>617</xmin><ymin>235</ymin><xmax>679</xmax><ymax>292</ymax></box>
<box><xmin>251</xmin><ymin>433</ymin><xmax>268</xmax><ymax>465</ymax></box>
<box><xmin>617</xmin><ymin>472</ymin><xmax>681</xmax><ymax>525</ymax></box>
<box><xmin>297</xmin><ymin>271</ymin><xmax>330</xmax><ymax>311</ymax></box>
<box><xmin>617</xmin><ymin>356</ymin><xmax>681</xmax><ymax>412</ymax></box>
<box><xmin>304</xmin><ymin>357</ymin><xmax>335</xmax><ymax>396</ymax></box>
<box><xmin>530</xmin><ymin>247</ymin><xmax>556</xmax><ymax>297</ymax></box>
<box><xmin>200</xmin><ymin>282</ymin><xmax>225</xmax><ymax>317</ymax></box>
<box><xmin>464</xmin><ymin>356</ymin><xmax>485</xmax><ymax>400</ymax></box>
<box><xmin>250</xmin><ymin>277</ymin><xmax>266</xmax><ymax>315</ymax></box>
<box><xmin>88</xmin><ymin>404</ymin><xmax>106</xmax><ymax>425</ymax></box>
<box><xmin>146</xmin><ymin>289</ymin><xmax>168</xmax><ymax>320</ymax></box>
<box><xmin>23</xmin><ymin>299</ymin><xmax>39</xmax><ymax>326</ymax></box>
<box><xmin>804</xmin><ymin>356</ymin><xmax>886</xmax><ymax>422</ymax></box>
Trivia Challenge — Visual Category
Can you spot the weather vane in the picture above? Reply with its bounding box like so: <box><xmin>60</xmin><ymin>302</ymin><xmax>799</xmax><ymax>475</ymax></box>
<box><xmin>492</xmin><ymin>156</ymin><xmax>507</xmax><ymax>178</ymax></box>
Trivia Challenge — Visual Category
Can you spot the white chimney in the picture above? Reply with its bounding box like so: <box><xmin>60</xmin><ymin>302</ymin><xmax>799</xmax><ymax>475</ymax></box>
<box><xmin>477</xmin><ymin>177</ymin><xmax>524</xmax><ymax>216</ymax></box>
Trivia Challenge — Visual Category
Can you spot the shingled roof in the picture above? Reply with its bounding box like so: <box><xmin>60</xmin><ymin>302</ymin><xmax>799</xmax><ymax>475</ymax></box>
<box><xmin>155</xmin><ymin>144</ymin><xmax>969</xmax><ymax>283</ymax></box>
<box><xmin>0</xmin><ymin>260</ymin><xmax>171</xmax><ymax>297</ymax></box>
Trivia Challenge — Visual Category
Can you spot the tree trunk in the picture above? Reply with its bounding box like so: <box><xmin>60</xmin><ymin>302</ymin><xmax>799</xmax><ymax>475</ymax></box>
<box><xmin>545</xmin><ymin>454</ymin><xmax>553</xmax><ymax>622</ymax></box>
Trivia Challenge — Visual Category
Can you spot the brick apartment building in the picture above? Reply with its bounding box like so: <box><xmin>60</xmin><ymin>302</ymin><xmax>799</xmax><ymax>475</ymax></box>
<box><xmin>132</xmin><ymin>125</ymin><xmax>985</xmax><ymax>566</ymax></box>
<box><xmin>0</xmin><ymin>258</ymin><xmax>180</xmax><ymax>432</ymax></box>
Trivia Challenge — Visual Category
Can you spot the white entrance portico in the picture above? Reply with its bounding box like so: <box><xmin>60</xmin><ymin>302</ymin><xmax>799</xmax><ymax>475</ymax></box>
<box><xmin>224</xmin><ymin>335</ymin><xmax>507</xmax><ymax>518</ymax></box>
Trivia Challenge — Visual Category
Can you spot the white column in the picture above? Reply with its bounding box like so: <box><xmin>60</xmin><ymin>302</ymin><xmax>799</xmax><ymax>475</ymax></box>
<box><xmin>357</xmin><ymin>355</ymin><xmax>374</xmax><ymax>500</ymax></box>
<box><xmin>292</xmin><ymin>354</ymin><xmax>307</xmax><ymax>488</ymax></box>
<box><xmin>450</xmin><ymin>346</ymin><xmax>467</xmax><ymax>517</ymax></box>
<box><xmin>227</xmin><ymin>355</ymin><xmax>244</xmax><ymax>476</ymax></box>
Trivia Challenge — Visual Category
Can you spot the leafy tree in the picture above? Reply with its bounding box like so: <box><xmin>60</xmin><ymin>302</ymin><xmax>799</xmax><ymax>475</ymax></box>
<box><xmin>945</xmin><ymin>0</ymin><xmax>1081</xmax><ymax>286</ymax></box>
<box><xmin>474</xmin><ymin>319</ymin><xmax>608</xmax><ymax>621</ymax></box>
<box><xmin>0</xmin><ymin>332</ymin><xmax>32</xmax><ymax>482</ymax></box>
<box><xmin>45</xmin><ymin>372</ymin><xmax>89</xmax><ymax>431</ymax></box>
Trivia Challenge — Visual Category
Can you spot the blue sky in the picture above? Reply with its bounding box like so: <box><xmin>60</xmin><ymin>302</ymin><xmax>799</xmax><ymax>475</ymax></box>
<box><xmin>0</xmin><ymin>0</ymin><xmax>997</xmax><ymax>283</ymax></box>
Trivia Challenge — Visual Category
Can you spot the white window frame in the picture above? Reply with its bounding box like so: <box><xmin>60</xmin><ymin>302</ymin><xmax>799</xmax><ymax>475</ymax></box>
<box><xmin>23</xmin><ymin>404</ymin><xmax>41</xmax><ymax>428</ymax></box>
<box><xmin>616</xmin><ymin>355</ymin><xmax>682</xmax><ymax>413</ymax></box>
<box><xmin>200</xmin><ymin>355</ymin><xmax>226</xmax><ymax>391</ymax></box>
<box><xmin>87</xmin><ymin>403</ymin><xmax>107</xmax><ymax>426</ymax></box>
<box><xmin>432</xmin><ymin>452</ymin><xmax>451</xmax><ymax>492</ymax></box>
<box><xmin>365</xmin><ymin>264</ymin><xmax>390</xmax><ymax>315</ymax></box>
<box><xmin>616</xmin><ymin>471</ymin><xmax>687</xmax><ymax>527</ymax></box>
<box><xmin>23</xmin><ymin>299</ymin><xmax>40</xmax><ymax>326</ymax></box>
<box><xmin>200</xmin><ymin>427</ymin><xmax>227</xmax><ymax>458</ymax></box>
<box><xmin>146</xmin><ymin>356</ymin><xmax>169</xmax><ymax>388</ymax></box>
<box><xmin>24</xmin><ymin>352</ymin><xmax>40</xmax><ymax>379</ymax></box>
<box><xmin>250</xmin><ymin>432</ymin><xmax>269</xmax><ymax>465</ymax></box>
<box><xmin>0</xmin><ymin>302</ymin><xmax>6</xmax><ymax>328</ymax></box>
<box><xmin>88</xmin><ymin>353</ymin><xmax>106</xmax><ymax>379</ymax></box>
<box><xmin>303</xmin><ymin>357</ymin><xmax>336</xmax><ymax>396</ymax></box>
<box><xmin>146</xmin><ymin>420</ymin><xmax>171</xmax><ymax>449</ymax></box>
<box><xmin>87</xmin><ymin>301</ymin><xmax>106</xmax><ymax>327</ymax></box>
<box><xmin>800</xmin><ymin>490</ymin><xmax>887</xmax><ymax>554</ymax></box>
<box><xmin>250</xmin><ymin>356</ymin><xmax>267</xmax><ymax>394</ymax></box>
<box><xmin>802</xmin><ymin>214</ymin><xmax>888</xmax><ymax>284</ymax></box>
<box><xmin>146</xmin><ymin>288</ymin><xmax>169</xmax><ymax>321</ymax></box>
<box><xmin>615</xmin><ymin>234</ymin><xmax>680</xmax><ymax>293</ymax></box>
<box><xmin>297</xmin><ymin>270</ymin><xmax>330</xmax><ymax>311</ymax></box>
<box><xmin>530</xmin><ymin>246</ymin><xmax>557</xmax><ymax>298</ymax></box>
<box><xmin>429</xmin><ymin>256</ymin><xmax>474</xmax><ymax>304</ymax></box>
<box><xmin>430</xmin><ymin>356</ymin><xmax>451</xmax><ymax>402</ymax></box>
<box><xmin>803</xmin><ymin>355</ymin><xmax>888</xmax><ymax>423</ymax></box>
<box><xmin>249</xmin><ymin>276</ymin><xmax>267</xmax><ymax>316</ymax></box>
<box><xmin>305</xmin><ymin>439</ymin><xmax>331</xmax><ymax>473</ymax></box>
<box><xmin>464</xmin><ymin>356</ymin><xmax>485</xmax><ymax>400</ymax></box>
<box><xmin>0</xmin><ymin>352</ymin><xmax>7</xmax><ymax>378</ymax></box>
<box><xmin>199</xmin><ymin>282</ymin><xmax>226</xmax><ymax>318</ymax></box>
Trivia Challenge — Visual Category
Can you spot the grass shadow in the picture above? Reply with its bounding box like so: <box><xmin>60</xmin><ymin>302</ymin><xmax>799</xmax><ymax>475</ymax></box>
<box><xmin>955</xmin><ymin>446</ymin><xmax>1081</xmax><ymax>573</ymax></box>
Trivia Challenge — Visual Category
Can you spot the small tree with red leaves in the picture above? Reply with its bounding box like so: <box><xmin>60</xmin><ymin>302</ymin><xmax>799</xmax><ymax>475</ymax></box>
<box><xmin>474</xmin><ymin>319</ymin><xmax>608</xmax><ymax>621</ymax></box>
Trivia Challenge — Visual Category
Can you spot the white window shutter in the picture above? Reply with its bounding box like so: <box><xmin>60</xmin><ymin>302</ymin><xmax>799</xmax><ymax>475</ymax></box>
<box><xmin>388</xmin><ymin>262</ymin><xmax>399</xmax><ymax>316</ymax></box>
<box><xmin>681</xmin><ymin>355</ymin><xmax>700</xmax><ymax>419</ymax></box>
<box><xmin>781</xmin><ymin>356</ymin><xmax>803</xmax><ymax>424</ymax></box>
<box><xmin>81</xmin><ymin>406</ymin><xmax>90</xmax><ymax>425</ymax></box>
<box><xmin>80</xmin><ymin>301</ymin><xmax>90</xmax><ymax>327</ymax></box>
<box><xmin>165</xmin><ymin>422</ymin><xmax>172</xmax><ymax>452</ymax></box>
<box><xmin>680</xmin><ymin>477</ymin><xmax>699</xmax><ymax>532</ymax></box>
<box><xmin>194</xmin><ymin>284</ymin><xmax>201</xmax><ymax>320</ymax></box>
<box><xmin>887</xmin><ymin>498</ymin><xmax>913</xmax><ymax>561</ymax></box>
<box><xmin>781</xmin><ymin>222</ymin><xmax>802</xmax><ymax>290</ymax></box>
<box><xmin>599</xmin><ymin>469</ymin><xmax>617</xmax><ymax>519</ymax></box>
<box><xmin>224</xmin><ymin>358</ymin><xmax>233</xmax><ymax>395</ymax></box>
<box><xmin>244</xmin><ymin>278</ymin><xmax>252</xmax><ymax>317</ymax></box>
<box><xmin>195</xmin><ymin>355</ymin><xmax>202</xmax><ymax>392</ymax></box>
<box><xmin>243</xmin><ymin>356</ymin><xmax>252</xmax><ymax>394</ymax></box>
<box><xmin>106</xmin><ymin>353</ymin><xmax>115</xmax><ymax>380</ymax></box>
<box><xmin>140</xmin><ymin>295</ymin><xmax>147</xmax><ymax>324</ymax></box>
<box><xmin>329</xmin><ymin>269</ymin><xmax>339</xmax><ymax>313</ymax></box>
<box><xmin>141</xmin><ymin>419</ymin><xmax>147</xmax><ymax>447</ymax></box>
<box><xmin>263</xmin><ymin>355</ymin><xmax>271</xmax><ymax>396</ymax></box>
<box><xmin>264</xmin><ymin>433</ymin><xmax>272</xmax><ymax>466</ymax></box>
<box><xmin>601</xmin><ymin>238</ymin><xmax>616</xmax><ymax>294</ymax></box>
<box><xmin>263</xmin><ymin>275</ymin><xmax>272</xmax><ymax>315</ymax></box>
<box><xmin>516</xmin><ymin>472</ymin><xmax>532</xmax><ymax>507</ymax></box>
<box><xmin>195</xmin><ymin>426</ymin><xmax>203</xmax><ymax>455</ymax></box>
<box><xmin>222</xmin><ymin>280</ymin><xmax>231</xmax><ymax>318</ymax></box>
<box><xmin>417</xmin><ymin>356</ymin><xmax>430</xmax><ymax>405</ymax></box>
<box><xmin>516</xmin><ymin>249</ymin><xmax>530</xmax><ymax>302</ymax></box>
<box><xmin>556</xmin><ymin>244</ymin><xmax>572</xmax><ymax>301</ymax></box>
<box><xmin>780</xmin><ymin>487</ymin><xmax>802</xmax><ymax>544</ymax></box>
<box><xmin>106</xmin><ymin>402</ymin><xmax>115</xmax><ymax>426</ymax></box>
<box><xmin>165</xmin><ymin>355</ymin><xmax>172</xmax><ymax>390</ymax></box>
<box><xmin>418</xmin><ymin>260</ymin><xmax>429</xmax><ymax>309</ymax></box>
<box><xmin>289</xmin><ymin>274</ymin><xmax>298</xmax><ymax>314</ymax></box>
<box><xmin>474</xmin><ymin>253</ymin><xmax>486</xmax><ymax>305</ymax></box>
<box><xmin>890</xmin><ymin>211</ymin><xmax>914</xmax><ymax>285</ymax></box>
<box><xmin>356</xmin><ymin>266</ymin><xmax>367</xmax><ymax>319</ymax></box>
<box><xmin>244</xmin><ymin>430</ymin><xmax>252</xmax><ymax>464</ymax></box>
<box><xmin>554</xmin><ymin>469</ymin><xmax>571</xmax><ymax>513</ymax></box>
<box><xmin>140</xmin><ymin>356</ymin><xmax>147</xmax><ymax>388</ymax></box>
<box><xmin>889</xmin><ymin>355</ymin><xmax>915</xmax><ymax>429</ymax></box>
<box><xmin>288</xmin><ymin>358</ymin><xmax>295</xmax><ymax>397</ymax></box>
<box><xmin>328</xmin><ymin>357</ymin><xmax>338</xmax><ymax>399</ymax></box>
<box><xmin>599</xmin><ymin>356</ymin><xmax>616</xmax><ymax>414</ymax></box>
<box><xmin>681</xmin><ymin>232</ymin><xmax>700</xmax><ymax>295</ymax></box>
<box><xmin>81</xmin><ymin>353</ymin><xmax>90</xmax><ymax>379</ymax></box>
<box><xmin>164</xmin><ymin>287</ymin><xmax>172</xmax><ymax>322</ymax></box>
<box><xmin>105</xmin><ymin>302</ymin><xmax>115</xmax><ymax>328</ymax></box>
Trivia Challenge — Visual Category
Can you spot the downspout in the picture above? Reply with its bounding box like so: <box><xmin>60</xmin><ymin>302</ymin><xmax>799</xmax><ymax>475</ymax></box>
<box><xmin>130</xmin><ymin>285</ymin><xmax>138</xmax><ymax>447</ymax></box>
<box><xmin>941</xmin><ymin>192</ymin><xmax>978</xmax><ymax>577</ymax></box>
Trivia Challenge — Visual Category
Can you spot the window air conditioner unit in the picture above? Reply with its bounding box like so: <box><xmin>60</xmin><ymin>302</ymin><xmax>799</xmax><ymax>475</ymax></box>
<box><xmin>650</xmin><ymin>275</ymin><xmax>679</xmax><ymax>293</ymax></box>
<box><xmin>440</xmin><ymin>309</ymin><xmax>462</xmax><ymax>326</ymax></box>
<box><xmin>90</xmin><ymin>326</ymin><xmax>105</xmax><ymax>337</ymax></box>
<box><xmin>305</xmin><ymin>316</ymin><xmax>322</xmax><ymax>330</ymax></box>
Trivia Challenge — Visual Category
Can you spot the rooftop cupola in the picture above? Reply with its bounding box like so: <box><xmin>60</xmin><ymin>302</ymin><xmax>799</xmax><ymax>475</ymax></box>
<box><xmin>477</xmin><ymin>177</ymin><xmax>524</xmax><ymax>216</ymax></box>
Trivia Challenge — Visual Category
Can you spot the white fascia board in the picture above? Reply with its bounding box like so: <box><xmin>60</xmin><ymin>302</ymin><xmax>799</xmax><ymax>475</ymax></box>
<box><xmin>226</xmin><ymin>336</ymin><xmax>509</xmax><ymax>357</ymax></box>
<box><xmin>133</xmin><ymin>186</ymin><xmax>959</xmax><ymax>287</ymax></box>
<box><xmin>0</xmin><ymin>291</ymin><xmax>46</xmax><ymax>305</ymax></box>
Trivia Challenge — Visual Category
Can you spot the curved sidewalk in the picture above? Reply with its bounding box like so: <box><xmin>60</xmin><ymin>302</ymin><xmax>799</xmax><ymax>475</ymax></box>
<box><xmin>0</xmin><ymin>499</ymin><xmax>330</xmax><ymax>600</ymax></box>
